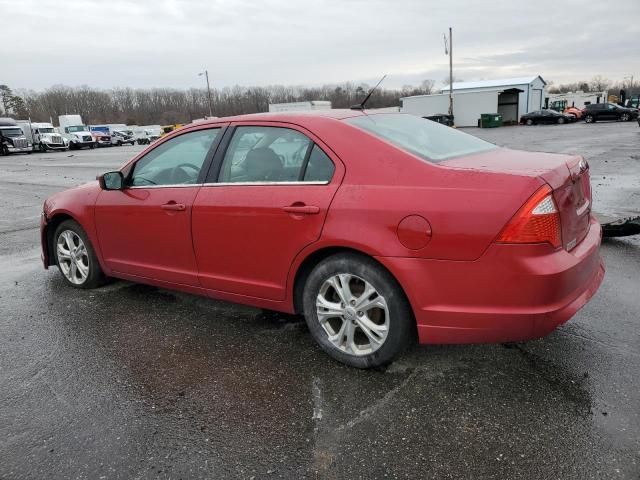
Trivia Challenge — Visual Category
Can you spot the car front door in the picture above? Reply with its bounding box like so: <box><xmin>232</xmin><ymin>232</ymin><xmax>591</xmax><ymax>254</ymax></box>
<box><xmin>95</xmin><ymin>125</ymin><xmax>225</xmax><ymax>285</ymax></box>
<box><xmin>192</xmin><ymin>123</ymin><xmax>344</xmax><ymax>300</ymax></box>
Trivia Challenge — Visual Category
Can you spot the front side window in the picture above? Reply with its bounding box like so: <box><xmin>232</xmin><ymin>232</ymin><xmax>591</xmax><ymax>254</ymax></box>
<box><xmin>346</xmin><ymin>114</ymin><xmax>496</xmax><ymax>163</ymax></box>
<box><xmin>219</xmin><ymin>126</ymin><xmax>312</xmax><ymax>183</ymax></box>
<box><xmin>129</xmin><ymin>128</ymin><xmax>219</xmax><ymax>186</ymax></box>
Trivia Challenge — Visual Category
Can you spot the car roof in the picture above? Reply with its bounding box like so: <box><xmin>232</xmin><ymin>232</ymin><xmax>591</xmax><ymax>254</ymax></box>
<box><xmin>186</xmin><ymin>109</ymin><xmax>370</xmax><ymax>128</ymax></box>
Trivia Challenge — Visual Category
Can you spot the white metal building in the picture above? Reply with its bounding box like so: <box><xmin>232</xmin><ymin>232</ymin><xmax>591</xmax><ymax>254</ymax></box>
<box><xmin>439</xmin><ymin>76</ymin><xmax>547</xmax><ymax>119</ymax></box>
<box><xmin>401</xmin><ymin>75</ymin><xmax>547</xmax><ymax>127</ymax></box>
<box><xmin>401</xmin><ymin>91</ymin><xmax>500</xmax><ymax>127</ymax></box>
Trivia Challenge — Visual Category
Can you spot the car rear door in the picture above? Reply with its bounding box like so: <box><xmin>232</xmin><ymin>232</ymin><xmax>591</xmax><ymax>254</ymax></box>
<box><xmin>191</xmin><ymin>122</ymin><xmax>344</xmax><ymax>300</ymax></box>
<box><xmin>94</xmin><ymin>125</ymin><xmax>226</xmax><ymax>285</ymax></box>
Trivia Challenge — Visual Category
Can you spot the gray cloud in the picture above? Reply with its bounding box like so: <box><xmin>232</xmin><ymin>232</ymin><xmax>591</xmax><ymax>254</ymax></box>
<box><xmin>2</xmin><ymin>0</ymin><xmax>638</xmax><ymax>91</ymax></box>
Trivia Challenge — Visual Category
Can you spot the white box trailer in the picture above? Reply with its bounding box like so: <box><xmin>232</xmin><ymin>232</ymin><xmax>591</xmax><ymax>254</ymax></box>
<box><xmin>268</xmin><ymin>101</ymin><xmax>331</xmax><ymax>112</ymax></box>
<box><xmin>401</xmin><ymin>91</ymin><xmax>500</xmax><ymax>127</ymax></box>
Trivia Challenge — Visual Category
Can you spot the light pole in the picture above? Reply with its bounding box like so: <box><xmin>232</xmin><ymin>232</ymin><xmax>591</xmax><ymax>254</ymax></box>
<box><xmin>198</xmin><ymin>70</ymin><xmax>213</xmax><ymax>118</ymax></box>
<box><xmin>443</xmin><ymin>27</ymin><xmax>453</xmax><ymax>121</ymax></box>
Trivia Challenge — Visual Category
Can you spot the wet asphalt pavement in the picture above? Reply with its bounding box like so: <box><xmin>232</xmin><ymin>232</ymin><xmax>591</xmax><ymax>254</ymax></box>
<box><xmin>1</xmin><ymin>122</ymin><xmax>639</xmax><ymax>479</ymax></box>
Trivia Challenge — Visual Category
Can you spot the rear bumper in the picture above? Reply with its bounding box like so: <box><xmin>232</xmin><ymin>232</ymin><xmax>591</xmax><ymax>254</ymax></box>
<box><xmin>377</xmin><ymin>217</ymin><xmax>604</xmax><ymax>344</ymax></box>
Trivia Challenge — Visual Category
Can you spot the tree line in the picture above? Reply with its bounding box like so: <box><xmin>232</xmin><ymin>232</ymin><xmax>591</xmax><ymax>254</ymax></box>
<box><xmin>0</xmin><ymin>80</ymin><xmax>435</xmax><ymax>126</ymax></box>
<box><xmin>547</xmin><ymin>75</ymin><xmax>637</xmax><ymax>95</ymax></box>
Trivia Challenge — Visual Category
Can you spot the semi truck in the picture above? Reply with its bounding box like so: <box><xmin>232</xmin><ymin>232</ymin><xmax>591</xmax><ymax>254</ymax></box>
<box><xmin>0</xmin><ymin>117</ymin><xmax>32</xmax><ymax>155</ymax></box>
<box><xmin>17</xmin><ymin>121</ymin><xmax>68</xmax><ymax>151</ymax></box>
<box><xmin>58</xmin><ymin>115</ymin><xmax>95</xmax><ymax>150</ymax></box>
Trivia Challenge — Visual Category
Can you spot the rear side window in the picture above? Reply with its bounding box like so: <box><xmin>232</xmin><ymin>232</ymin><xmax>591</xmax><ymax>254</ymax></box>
<box><xmin>345</xmin><ymin>114</ymin><xmax>496</xmax><ymax>163</ymax></box>
<box><xmin>219</xmin><ymin>126</ymin><xmax>332</xmax><ymax>183</ymax></box>
<box><xmin>303</xmin><ymin>145</ymin><xmax>335</xmax><ymax>182</ymax></box>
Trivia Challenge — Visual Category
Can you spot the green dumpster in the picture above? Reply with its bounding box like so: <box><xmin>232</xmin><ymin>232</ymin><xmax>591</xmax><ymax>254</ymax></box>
<box><xmin>479</xmin><ymin>113</ymin><xmax>503</xmax><ymax>128</ymax></box>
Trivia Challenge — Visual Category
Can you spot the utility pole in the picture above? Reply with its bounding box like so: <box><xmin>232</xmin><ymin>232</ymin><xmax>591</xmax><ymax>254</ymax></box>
<box><xmin>444</xmin><ymin>27</ymin><xmax>453</xmax><ymax>120</ymax></box>
<box><xmin>199</xmin><ymin>70</ymin><xmax>213</xmax><ymax>118</ymax></box>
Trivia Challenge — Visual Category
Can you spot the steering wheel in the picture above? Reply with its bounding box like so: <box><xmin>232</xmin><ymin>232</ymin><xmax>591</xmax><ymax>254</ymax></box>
<box><xmin>171</xmin><ymin>163</ymin><xmax>200</xmax><ymax>184</ymax></box>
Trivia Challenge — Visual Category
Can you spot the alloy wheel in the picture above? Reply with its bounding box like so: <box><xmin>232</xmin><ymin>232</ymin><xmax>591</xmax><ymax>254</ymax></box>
<box><xmin>56</xmin><ymin>230</ymin><xmax>90</xmax><ymax>284</ymax></box>
<box><xmin>316</xmin><ymin>273</ymin><xmax>390</xmax><ymax>356</ymax></box>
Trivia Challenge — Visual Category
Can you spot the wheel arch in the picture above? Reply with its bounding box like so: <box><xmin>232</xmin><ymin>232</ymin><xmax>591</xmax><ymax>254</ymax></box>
<box><xmin>45</xmin><ymin>212</ymin><xmax>77</xmax><ymax>266</ymax></box>
<box><xmin>291</xmin><ymin>245</ymin><xmax>415</xmax><ymax>328</ymax></box>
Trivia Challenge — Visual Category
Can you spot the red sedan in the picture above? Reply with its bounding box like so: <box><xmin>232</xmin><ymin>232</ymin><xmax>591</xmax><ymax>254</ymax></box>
<box><xmin>41</xmin><ymin>111</ymin><xmax>604</xmax><ymax>368</ymax></box>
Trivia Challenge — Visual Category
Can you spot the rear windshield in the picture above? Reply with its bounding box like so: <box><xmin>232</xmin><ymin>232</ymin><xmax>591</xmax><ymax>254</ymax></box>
<box><xmin>345</xmin><ymin>113</ymin><xmax>496</xmax><ymax>162</ymax></box>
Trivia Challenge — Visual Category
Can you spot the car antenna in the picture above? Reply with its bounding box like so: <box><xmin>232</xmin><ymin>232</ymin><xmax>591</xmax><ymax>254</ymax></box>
<box><xmin>350</xmin><ymin>74</ymin><xmax>387</xmax><ymax>110</ymax></box>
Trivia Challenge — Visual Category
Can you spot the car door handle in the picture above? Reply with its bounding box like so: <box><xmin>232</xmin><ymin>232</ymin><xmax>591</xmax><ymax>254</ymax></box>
<box><xmin>283</xmin><ymin>204</ymin><xmax>320</xmax><ymax>215</ymax></box>
<box><xmin>161</xmin><ymin>202</ymin><xmax>186</xmax><ymax>211</ymax></box>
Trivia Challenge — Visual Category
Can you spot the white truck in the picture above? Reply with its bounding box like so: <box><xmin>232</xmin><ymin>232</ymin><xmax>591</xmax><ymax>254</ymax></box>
<box><xmin>58</xmin><ymin>115</ymin><xmax>96</xmax><ymax>150</ymax></box>
<box><xmin>17</xmin><ymin>121</ymin><xmax>68</xmax><ymax>151</ymax></box>
<box><xmin>0</xmin><ymin>117</ymin><xmax>32</xmax><ymax>155</ymax></box>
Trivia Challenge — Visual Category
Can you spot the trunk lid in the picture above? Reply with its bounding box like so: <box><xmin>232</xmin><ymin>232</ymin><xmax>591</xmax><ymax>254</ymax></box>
<box><xmin>442</xmin><ymin>148</ymin><xmax>592</xmax><ymax>251</ymax></box>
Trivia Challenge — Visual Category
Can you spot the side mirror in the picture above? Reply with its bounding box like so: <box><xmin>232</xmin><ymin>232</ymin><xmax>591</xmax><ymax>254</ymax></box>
<box><xmin>98</xmin><ymin>171</ymin><xmax>124</xmax><ymax>190</ymax></box>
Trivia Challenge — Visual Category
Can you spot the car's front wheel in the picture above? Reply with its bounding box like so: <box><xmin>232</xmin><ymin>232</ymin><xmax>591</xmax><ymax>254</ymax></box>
<box><xmin>302</xmin><ymin>253</ymin><xmax>414</xmax><ymax>368</ymax></box>
<box><xmin>54</xmin><ymin>220</ymin><xmax>107</xmax><ymax>289</ymax></box>
<box><xmin>621</xmin><ymin>113</ymin><xmax>630</xmax><ymax>122</ymax></box>
<box><xmin>526</xmin><ymin>118</ymin><xmax>533</xmax><ymax>126</ymax></box>
<box><xmin>557</xmin><ymin>117</ymin><xmax>565</xmax><ymax>124</ymax></box>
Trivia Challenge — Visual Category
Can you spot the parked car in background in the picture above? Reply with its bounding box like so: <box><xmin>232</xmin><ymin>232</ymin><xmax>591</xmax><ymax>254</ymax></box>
<box><xmin>564</xmin><ymin>106</ymin><xmax>583</xmax><ymax>120</ymax></box>
<box><xmin>59</xmin><ymin>115</ymin><xmax>95</xmax><ymax>150</ymax></box>
<box><xmin>111</xmin><ymin>130</ymin><xmax>135</xmax><ymax>146</ymax></box>
<box><xmin>91</xmin><ymin>130</ymin><xmax>112</xmax><ymax>147</ymax></box>
<box><xmin>583</xmin><ymin>103</ymin><xmax>638</xmax><ymax>123</ymax></box>
<box><xmin>423</xmin><ymin>114</ymin><xmax>454</xmax><ymax>126</ymax></box>
<box><xmin>41</xmin><ymin>111</ymin><xmax>604</xmax><ymax>368</ymax></box>
<box><xmin>17</xmin><ymin>121</ymin><xmax>68</xmax><ymax>151</ymax></box>
<box><xmin>0</xmin><ymin>117</ymin><xmax>31</xmax><ymax>155</ymax></box>
<box><xmin>520</xmin><ymin>109</ymin><xmax>575</xmax><ymax>125</ymax></box>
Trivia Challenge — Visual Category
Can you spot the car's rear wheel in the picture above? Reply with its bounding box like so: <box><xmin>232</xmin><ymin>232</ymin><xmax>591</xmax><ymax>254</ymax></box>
<box><xmin>585</xmin><ymin>114</ymin><xmax>595</xmax><ymax>123</ymax></box>
<box><xmin>54</xmin><ymin>220</ymin><xmax>107</xmax><ymax>289</ymax></box>
<box><xmin>302</xmin><ymin>253</ymin><xmax>414</xmax><ymax>368</ymax></box>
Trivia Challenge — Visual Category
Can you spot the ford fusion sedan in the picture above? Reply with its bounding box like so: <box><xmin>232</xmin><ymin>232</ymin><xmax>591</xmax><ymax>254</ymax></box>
<box><xmin>41</xmin><ymin>111</ymin><xmax>604</xmax><ymax>368</ymax></box>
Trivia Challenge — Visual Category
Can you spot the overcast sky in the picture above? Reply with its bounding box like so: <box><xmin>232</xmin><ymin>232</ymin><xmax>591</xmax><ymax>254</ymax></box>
<box><xmin>2</xmin><ymin>0</ymin><xmax>639</xmax><ymax>91</ymax></box>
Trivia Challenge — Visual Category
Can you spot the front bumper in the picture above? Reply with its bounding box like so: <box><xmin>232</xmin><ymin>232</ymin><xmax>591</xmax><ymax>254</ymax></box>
<box><xmin>8</xmin><ymin>145</ymin><xmax>32</xmax><ymax>153</ymax></box>
<box><xmin>377</xmin><ymin>216</ymin><xmax>605</xmax><ymax>344</ymax></box>
<box><xmin>40</xmin><ymin>212</ymin><xmax>49</xmax><ymax>269</ymax></box>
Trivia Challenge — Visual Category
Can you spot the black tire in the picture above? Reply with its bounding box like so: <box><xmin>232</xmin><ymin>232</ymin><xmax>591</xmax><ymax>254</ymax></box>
<box><xmin>621</xmin><ymin>113</ymin><xmax>630</xmax><ymax>122</ymax></box>
<box><xmin>585</xmin><ymin>114</ymin><xmax>595</xmax><ymax>123</ymax></box>
<box><xmin>90</xmin><ymin>143</ymin><xmax>96</xmax><ymax>149</ymax></box>
<box><xmin>69</xmin><ymin>142</ymin><xmax>76</xmax><ymax>150</ymax></box>
<box><xmin>117</xmin><ymin>140</ymin><xmax>122</xmax><ymax>146</ymax></box>
<box><xmin>525</xmin><ymin>118</ymin><xmax>533</xmax><ymax>126</ymax></box>
<box><xmin>1</xmin><ymin>144</ymin><xmax>8</xmax><ymax>156</ymax></box>
<box><xmin>39</xmin><ymin>143</ymin><xmax>47</xmax><ymax>152</ymax></box>
<box><xmin>557</xmin><ymin>117</ymin><xmax>565</xmax><ymax>124</ymax></box>
<box><xmin>302</xmin><ymin>252</ymin><xmax>415</xmax><ymax>368</ymax></box>
<box><xmin>53</xmin><ymin>220</ymin><xmax>107</xmax><ymax>289</ymax></box>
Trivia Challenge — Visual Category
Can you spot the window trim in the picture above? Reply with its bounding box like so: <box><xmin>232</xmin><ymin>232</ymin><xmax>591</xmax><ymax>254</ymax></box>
<box><xmin>206</xmin><ymin>124</ymin><xmax>336</xmax><ymax>186</ymax></box>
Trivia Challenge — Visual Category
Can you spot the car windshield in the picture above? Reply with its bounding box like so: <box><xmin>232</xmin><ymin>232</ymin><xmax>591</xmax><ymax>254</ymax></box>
<box><xmin>38</xmin><ymin>127</ymin><xmax>54</xmax><ymax>133</ymax></box>
<box><xmin>345</xmin><ymin>113</ymin><xmax>496</xmax><ymax>162</ymax></box>
<box><xmin>1</xmin><ymin>127</ymin><xmax>23</xmax><ymax>137</ymax></box>
<box><xmin>66</xmin><ymin>125</ymin><xmax>86</xmax><ymax>133</ymax></box>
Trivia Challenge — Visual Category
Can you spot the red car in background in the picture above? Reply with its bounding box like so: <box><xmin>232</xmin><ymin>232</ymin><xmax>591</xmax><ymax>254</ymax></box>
<box><xmin>40</xmin><ymin>111</ymin><xmax>604</xmax><ymax>368</ymax></box>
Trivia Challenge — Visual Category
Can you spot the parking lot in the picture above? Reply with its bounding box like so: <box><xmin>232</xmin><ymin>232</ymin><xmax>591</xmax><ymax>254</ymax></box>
<box><xmin>1</xmin><ymin>122</ymin><xmax>639</xmax><ymax>478</ymax></box>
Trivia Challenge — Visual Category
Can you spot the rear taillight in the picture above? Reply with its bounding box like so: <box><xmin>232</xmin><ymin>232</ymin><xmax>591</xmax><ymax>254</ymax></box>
<box><xmin>496</xmin><ymin>184</ymin><xmax>562</xmax><ymax>248</ymax></box>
